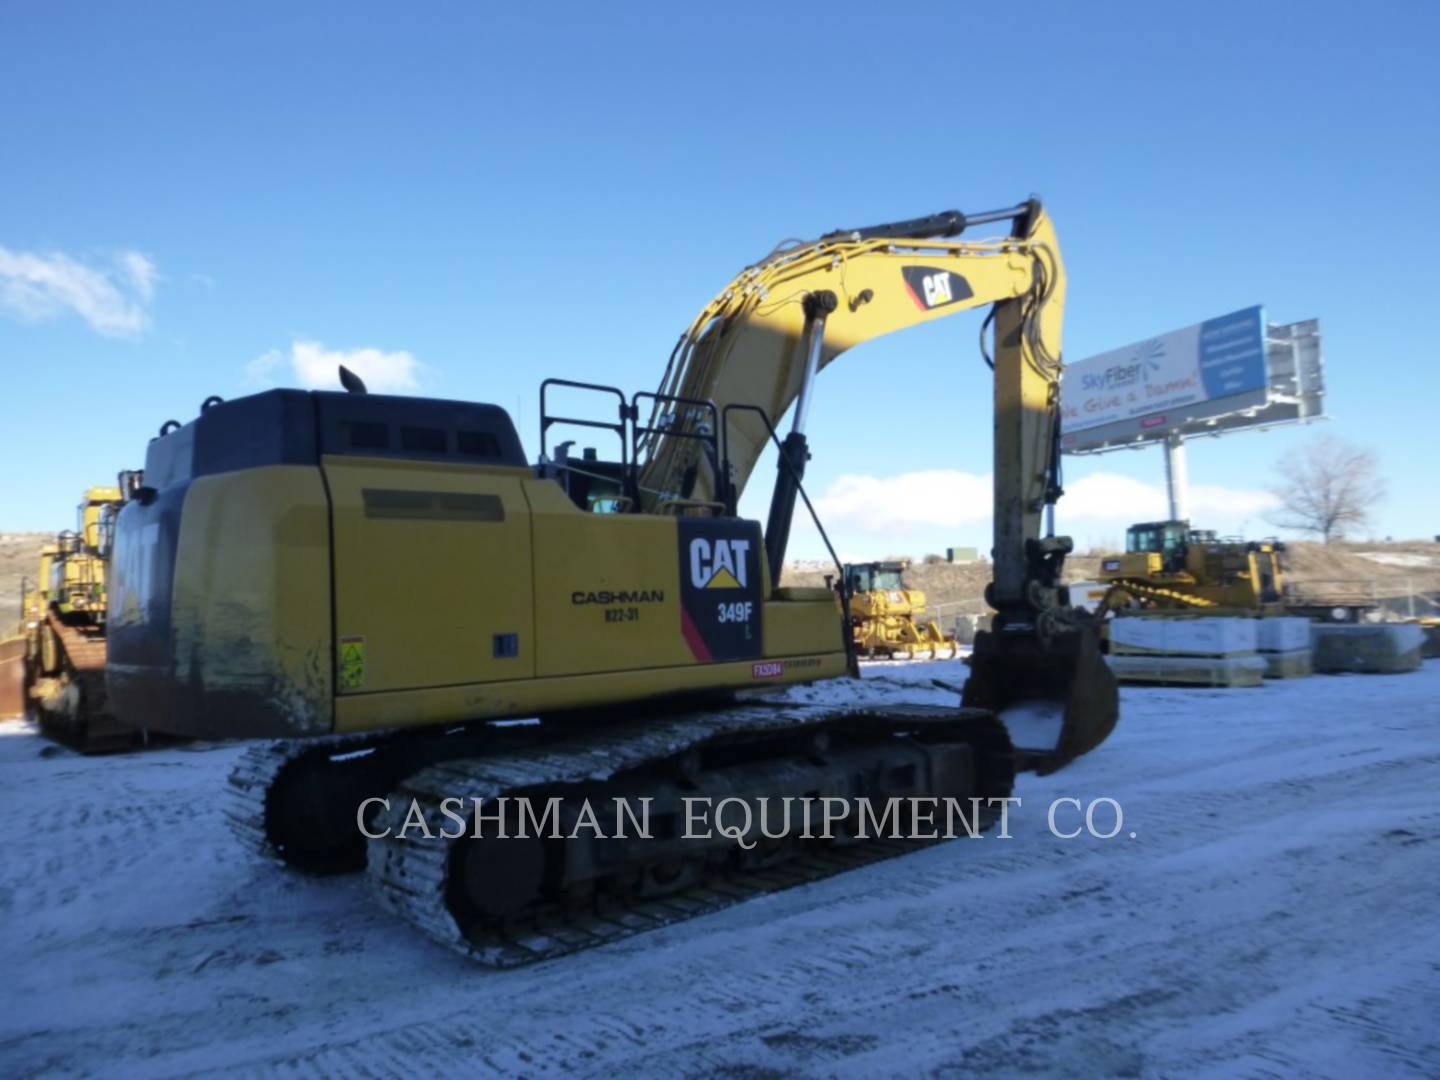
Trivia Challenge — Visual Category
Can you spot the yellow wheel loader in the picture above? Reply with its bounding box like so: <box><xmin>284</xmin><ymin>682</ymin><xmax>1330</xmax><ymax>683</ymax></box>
<box><xmin>1097</xmin><ymin>520</ymin><xmax>1285</xmax><ymax>615</ymax></box>
<box><xmin>108</xmin><ymin>199</ymin><xmax>1118</xmax><ymax>963</ymax></box>
<box><xmin>845</xmin><ymin>561</ymin><xmax>959</xmax><ymax>660</ymax></box>
<box><xmin>27</xmin><ymin>484</ymin><xmax>136</xmax><ymax>750</ymax></box>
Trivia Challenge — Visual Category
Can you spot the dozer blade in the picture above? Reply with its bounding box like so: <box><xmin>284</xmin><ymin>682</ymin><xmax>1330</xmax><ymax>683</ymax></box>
<box><xmin>0</xmin><ymin>635</ymin><xmax>25</xmax><ymax>720</ymax></box>
<box><xmin>962</xmin><ymin>621</ymin><xmax>1118</xmax><ymax>775</ymax></box>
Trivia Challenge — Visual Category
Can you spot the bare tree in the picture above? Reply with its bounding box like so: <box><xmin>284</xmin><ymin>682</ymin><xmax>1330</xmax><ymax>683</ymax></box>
<box><xmin>1267</xmin><ymin>434</ymin><xmax>1386</xmax><ymax>543</ymax></box>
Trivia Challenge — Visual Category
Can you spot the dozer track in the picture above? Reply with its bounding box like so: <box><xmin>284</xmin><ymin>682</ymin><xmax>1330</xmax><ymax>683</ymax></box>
<box><xmin>366</xmin><ymin>701</ymin><xmax>1014</xmax><ymax>965</ymax></box>
<box><xmin>1101</xmin><ymin>579</ymin><xmax>1218</xmax><ymax>612</ymax></box>
<box><xmin>32</xmin><ymin>611</ymin><xmax>135</xmax><ymax>753</ymax></box>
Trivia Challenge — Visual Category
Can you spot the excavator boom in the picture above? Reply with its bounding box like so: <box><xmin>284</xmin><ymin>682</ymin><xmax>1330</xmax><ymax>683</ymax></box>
<box><xmin>638</xmin><ymin>200</ymin><xmax>1116</xmax><ymax>771</ymax></box>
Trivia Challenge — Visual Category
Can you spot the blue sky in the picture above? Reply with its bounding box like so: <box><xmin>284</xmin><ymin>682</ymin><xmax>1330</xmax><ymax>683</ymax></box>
<box><xmin>3</xmin><ymin>2</ymin><xmax>1436</xmax><ymax>559</ymax></box>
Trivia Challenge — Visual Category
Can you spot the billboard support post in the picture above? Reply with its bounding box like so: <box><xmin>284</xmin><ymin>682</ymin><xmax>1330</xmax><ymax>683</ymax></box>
<box><xmin>1163</xmin><ymin>433</ymin><xmax>1189</xmax><ymax>521</ymax></box>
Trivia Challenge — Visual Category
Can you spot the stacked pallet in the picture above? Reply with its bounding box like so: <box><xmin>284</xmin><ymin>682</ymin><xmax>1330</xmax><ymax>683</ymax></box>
<box><xmin>1257</xmin><ymin>617</ymin><xmax>1313</xmax><ymax>679</ymax></box>
<box><xmin>1107</xmin><ymin>617</ymin><xmax>1267</xmax><ymax>688</ymax></box>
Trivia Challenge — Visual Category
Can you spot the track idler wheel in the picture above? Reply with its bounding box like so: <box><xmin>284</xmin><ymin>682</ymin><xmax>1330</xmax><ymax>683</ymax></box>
<box><xmin>962</xmin><ymin>619</ymin><xmax>1118</xmax><ymax>775</ymax></box>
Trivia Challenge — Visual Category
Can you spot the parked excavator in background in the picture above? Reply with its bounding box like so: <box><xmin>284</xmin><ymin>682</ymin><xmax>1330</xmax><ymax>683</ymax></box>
<box><xmin>1096</xmin><ymin>520</ymin><xmax>1285</xmax><ymax>615</ymax></box>
<box><xmin>109</xmin><ymin>197</ymin><xmax>1118</xmax><ymax>964</ymax></box>
<box><xmin>844</xmin><ymin>561</ymin><xmax>959</xmax><ymax>659</ymax></box>
<box><xmin>27</xmin><ymin>482</ymin><xmax>137</xmax><ymax>750</ymax></box>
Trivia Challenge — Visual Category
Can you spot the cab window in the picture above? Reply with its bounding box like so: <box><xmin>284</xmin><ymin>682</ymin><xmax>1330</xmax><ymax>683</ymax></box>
<box><xmin>874</xmin><ymin>569</ymin><xmax>905</xmax><ymax>590</ymax></box>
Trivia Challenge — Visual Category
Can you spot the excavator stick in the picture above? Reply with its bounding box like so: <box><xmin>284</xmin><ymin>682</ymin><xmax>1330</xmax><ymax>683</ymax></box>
<box><xmin>962</xmin><ymin>621</ymin><xmax>1118</xmax><ymax>775</ymax></box>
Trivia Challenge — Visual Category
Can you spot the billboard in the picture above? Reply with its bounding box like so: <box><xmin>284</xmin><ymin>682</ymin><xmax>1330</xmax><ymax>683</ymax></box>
<box><xmin>1060</xmin><ymin>306</ymin><xmax>1267</xmax><ymax>450</ymax></box>
<box><xmin>1060</xmin><ymin>309</ymin><xmax>1322</xmax><ymax>454</ymax></box>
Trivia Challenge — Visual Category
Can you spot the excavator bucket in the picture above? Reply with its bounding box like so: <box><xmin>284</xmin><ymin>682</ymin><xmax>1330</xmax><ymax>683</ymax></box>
<box><xmin>962</xmin><ymin>621</ymin><xmax>1118</xmax><ymax>775</ymax></box>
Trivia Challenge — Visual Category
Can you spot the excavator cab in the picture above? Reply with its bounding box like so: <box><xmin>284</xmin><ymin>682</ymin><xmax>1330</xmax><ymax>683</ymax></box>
<box><xmin>537</xmin><ymin>378</ymin><xmax>732</xmax><ymax>519</ymax></box>
<box><xmin>548</xmin><ymin>442</ymin><xmax>633</xmax><ymax>513</ymax></box>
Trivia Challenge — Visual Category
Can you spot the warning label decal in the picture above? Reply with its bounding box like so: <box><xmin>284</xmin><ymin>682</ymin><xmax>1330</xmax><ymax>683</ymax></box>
<box><xmin>338</xmin><ymin>636</ymin><xmax>366</xmax><ymax>691</ymax></box>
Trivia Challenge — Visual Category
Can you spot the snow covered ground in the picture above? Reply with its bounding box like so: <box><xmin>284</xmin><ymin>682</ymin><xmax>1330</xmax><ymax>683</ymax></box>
<box><xmin>2</xmin><ymin>662</ymin><xmax>1438</xmax><ymax>1078</ymax></box>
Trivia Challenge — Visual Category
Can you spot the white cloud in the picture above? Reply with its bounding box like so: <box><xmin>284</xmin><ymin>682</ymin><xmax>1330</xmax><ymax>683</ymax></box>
<box><xmin>244</xmin><ymin>349</ymin><xmax>286</xmax><ymax>384</ymax></box>
<box><xmin>1059</xmin><ymin>473</ymin><xmax>1166</xmax><ymax>521</ymax></box>
<box><xmin>0</xmin><ymin>246</ymin><xmax>158</xmax><ymax>337</ymax></box>
<box><xmin>789</xmin><ymin>467</ymin><xmax>1279</xmax><ymax>559</ymax></box>
<box><xmin>246</xmin><ymin>339</ymin><xmax>426</xmax><ymax>393</ymax></box>
<box><xmin>1059</xmin><ymin>473</ymin><xmax>1278</xmax><ymax>522</ymax></box>
<box><xmin>116</xmin><ymin>251</ymin><xmax>158</xmax><ymax>302</ymax></box>
<box><xmin>813</xmin><ymin>469</ymin><xmax>994</xmax><ymax>531</ymax></box>
<box><xmin>1188</xmin><ymin>483</ymin><xmax>1281</xmax><ymax>519</ymax></box>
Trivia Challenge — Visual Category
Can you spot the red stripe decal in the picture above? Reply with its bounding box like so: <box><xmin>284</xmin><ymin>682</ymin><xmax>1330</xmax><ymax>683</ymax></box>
<box><xmin>680</xmin><ymin>607</ymin><xmax>713</xmax><ymax>662</ymax></box>
<box><xmin>903</xmin><ymin>280</ymin><xmax>928</xmax><ymax>311</ymax></box>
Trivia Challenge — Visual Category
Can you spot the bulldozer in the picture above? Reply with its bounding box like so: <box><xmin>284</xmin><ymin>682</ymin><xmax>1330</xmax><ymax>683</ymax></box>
<box><xmin>26</xmin><ymin>484</ymin><xmax>136</xmax><ymax>750</ymax></box>
<box><xmin>0</xmin><ymin>564</ymin><xmax>49</xmax><ymax>719</ymax></box>
<box><xmin>1097</xmin><ymin>519</ymin><xmax>1285</xmax><ymax>615</ymax></box>
<box><xmin>844</xmin><ymin>561</ymin><xmax>959</xmax><ymax>659</ymax></box>
<box><xmin>2</xmin><ymin>543</ymin><xmax>56</xmax><ymax>718</ymax></box>
<box><xmin>107</xmin><ymin>198</ymin><xmax>1119</xmax><ymax>964</ymax></box>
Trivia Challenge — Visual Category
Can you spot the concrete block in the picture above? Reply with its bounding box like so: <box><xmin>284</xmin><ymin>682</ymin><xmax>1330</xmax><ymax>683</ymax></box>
<box><xmin>1108</xmin><ymin>654</ymin><xmax>1268</xmax><ymax>687</ymax></box>
<box><xmin>1420</xmin><ymin>623</ymin><xmax>1440</xmax><ymax>660</ymax></box>
<box><xmin>1262</xmin><ymin>649</ymin><xmax>1312</xmax><ymax>679</ymax></box>
<box><xmin>1109</xmin><ymin>616</ymin><xmax>1258</xmax><ymax>658</ymax></box>
<box><xmin>1257</xmin><ymin>617</ymin><xmax>1311</xmax><ymax>654</ymax></box>
<box><xmin>1310</xmin><ymin>623</ymin><xmax>1423</xmax><ymax>674</ymax></box>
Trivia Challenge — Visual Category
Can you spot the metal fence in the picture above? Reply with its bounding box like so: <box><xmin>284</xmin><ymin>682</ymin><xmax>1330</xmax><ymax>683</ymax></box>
<box><xmin>1284</xmin><ymin>579</ymin><xmax>1440</xmax><ymax>621</ymax></box>
<box><xmin>925</xmin><ymin>600</ymin><xmax>989</xmax><ymax>643</ymax></box>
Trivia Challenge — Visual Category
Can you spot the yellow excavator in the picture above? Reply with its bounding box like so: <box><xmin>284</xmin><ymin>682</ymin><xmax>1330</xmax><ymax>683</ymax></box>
<box><xmin>845</xmin><ymin>561</ymin><xmax>959</xmax><ymax>659</ymax></box>
<box><xmin>1097</xmin><ymin>519</ymin><xmax>1285</xmax><ymax>615</ymax></box>
<box><xmin>108</xmin><ymin>199</ymin><xmax>1118</xmax><ymax>963</ymax></box>
<box><xmin>28</xmin><ymin>484</ymin><xmax>135</xmax><ymax>750</ymax></box>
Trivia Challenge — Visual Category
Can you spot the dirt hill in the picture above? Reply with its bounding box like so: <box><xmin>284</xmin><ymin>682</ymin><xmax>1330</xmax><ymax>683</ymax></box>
<box><xmin>781</xmin><ymin>540</ymin><xmax>1440</xmax><ymax>617</ymax></box>
<box><xmin>5</xmin><ymin>527</ymin><xmax>1436</xmax><ymax>635</ymax></box>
